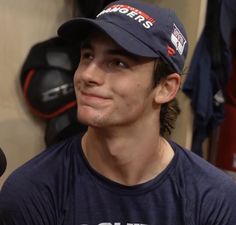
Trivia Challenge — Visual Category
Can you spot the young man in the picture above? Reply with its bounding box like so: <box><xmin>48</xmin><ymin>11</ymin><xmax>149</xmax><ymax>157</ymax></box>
<box><xmin>1</xmin><ymin>0</ymin><xmax>236</xmax><ymax>224</ymax></box>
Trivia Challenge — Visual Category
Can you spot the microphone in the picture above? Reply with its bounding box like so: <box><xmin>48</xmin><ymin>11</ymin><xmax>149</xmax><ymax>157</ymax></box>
<box><xmin>0</xmin><ymin>148</ymin><xmax>7</xmax><ymax>177</ymax></box>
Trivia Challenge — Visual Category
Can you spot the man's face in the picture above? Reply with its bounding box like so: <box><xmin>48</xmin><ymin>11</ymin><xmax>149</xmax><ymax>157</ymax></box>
<box><xmin>74</xmin><ymin>31</ymin><xmax>157</xmax><ymax>128</ymax></box>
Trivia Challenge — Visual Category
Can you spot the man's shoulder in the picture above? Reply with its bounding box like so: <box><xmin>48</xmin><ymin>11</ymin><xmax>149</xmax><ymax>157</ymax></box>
<box><xmin>170</xmin><ymin>141</ymin><xmax>236</xmax><ymax>224</ymax></box>
<box><xmin>0</xmin><ymin>135</ymin><xmax>82</xmax><ymax>223</ymax></box>
<box><xmin>1</xmin><ymin>135</ymin><xmax>81</xmax><ymax>193</ymax></box>
<box><xmin>171</xmin><ymin>141</ymin><xmax>236</xmax><ymax>190</ymax></box>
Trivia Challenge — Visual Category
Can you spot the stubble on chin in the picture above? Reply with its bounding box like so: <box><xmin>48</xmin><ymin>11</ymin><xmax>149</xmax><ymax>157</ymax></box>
<box><xmin>77</xmin><ymin>107</ymin><xmax>108</xmax><ymax>128</ymax></box>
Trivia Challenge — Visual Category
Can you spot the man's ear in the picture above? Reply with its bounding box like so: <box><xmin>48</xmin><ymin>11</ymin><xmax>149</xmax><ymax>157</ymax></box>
<box><xmin>154</xmin><ymin>73</ymin><xmax>181</xmax><ymax>104</ymax></box>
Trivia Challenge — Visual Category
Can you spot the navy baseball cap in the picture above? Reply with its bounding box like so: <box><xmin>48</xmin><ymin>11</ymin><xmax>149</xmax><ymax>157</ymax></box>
<box><xmin>58</xmin><ymin>0</ymin><xmax>188</xmax><ymax>73</ymax></box>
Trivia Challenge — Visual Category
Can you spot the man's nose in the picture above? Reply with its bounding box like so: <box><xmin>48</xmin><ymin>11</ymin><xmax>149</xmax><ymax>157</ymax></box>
<box><xmin>76</xmin><ymin>61</ymin><xmax>105</xmax><ymax>86</ymax></box>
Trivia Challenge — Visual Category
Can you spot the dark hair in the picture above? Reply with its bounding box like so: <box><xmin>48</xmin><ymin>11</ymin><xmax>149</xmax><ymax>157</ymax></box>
<box><xmin>153</xmin><ymin>59</ymin><xmax>181</xmax><ymax>138</ymax></box>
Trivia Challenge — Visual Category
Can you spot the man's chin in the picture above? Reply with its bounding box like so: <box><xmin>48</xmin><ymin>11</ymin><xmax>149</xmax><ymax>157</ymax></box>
<box><xmin>77</xmin><ymin>112</ymin><xmax>105</xmax><ymax>128</ymax></box>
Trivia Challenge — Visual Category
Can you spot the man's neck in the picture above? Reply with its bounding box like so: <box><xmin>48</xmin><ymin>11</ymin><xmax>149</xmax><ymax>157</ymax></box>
<box><xmin>81</xmin><ymin>126</ymin><xmax>174</xmax><ymax>186</ymax></box>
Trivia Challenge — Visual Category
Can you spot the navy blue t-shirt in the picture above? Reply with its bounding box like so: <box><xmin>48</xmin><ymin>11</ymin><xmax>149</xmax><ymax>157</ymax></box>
<box><xmin>1</xmin><ymin>134</ymin><xmax>236</xmax><ymax>225</ymax></box>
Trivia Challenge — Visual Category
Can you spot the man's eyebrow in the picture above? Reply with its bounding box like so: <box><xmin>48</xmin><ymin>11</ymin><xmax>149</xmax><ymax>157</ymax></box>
<box><xmin>106</xmin><ymin>49</ymin><xmax>140</xmax><ymax>61</ymax></box>
<box><xmin>80</xmin><ymin>39</ymin><xmax>141</xmax><ymax>62</ymax></box>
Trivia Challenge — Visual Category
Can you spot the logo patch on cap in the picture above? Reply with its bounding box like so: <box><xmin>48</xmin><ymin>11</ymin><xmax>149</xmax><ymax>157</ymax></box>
<box><xmin>97</xmin><ymin>4</ymin><xmax>156</xmax><ymax>29</ymax></box>
<box><xmin>171</xmin><ymin>24</ymin><xmax>187</xmax><ymax>55</ymax></box>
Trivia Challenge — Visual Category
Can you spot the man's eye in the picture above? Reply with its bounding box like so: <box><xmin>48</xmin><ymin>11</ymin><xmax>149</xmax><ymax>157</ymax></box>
<box><xmin>80</xmin><ymin>52</ymin><xmax>93</xmax><ymax>61</ymax></box>
<box><xmin>110</xmin><ymin>60</ymin><xmax>128</xmax><ymax>68</ymax></box>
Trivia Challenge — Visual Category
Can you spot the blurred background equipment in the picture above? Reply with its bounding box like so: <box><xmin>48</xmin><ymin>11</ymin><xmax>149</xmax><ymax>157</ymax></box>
<box><xmin>0</xmin><ymin>148</ymin><xmax>7</xmax><ymax>177</ymax></box>
<box><xmin>20</xmin><ymin>37</ymin><xmax>86</xmax><ymax>146</ymax></box>
<box><xmin>20</xmin><ymin>37</ymin><xmax>79</xmax><ymax>120</ymax></box>
<box><xmin>45</xmin><ymin>107</ymin><xmax>87</xmax><ymax>146</ymax></box>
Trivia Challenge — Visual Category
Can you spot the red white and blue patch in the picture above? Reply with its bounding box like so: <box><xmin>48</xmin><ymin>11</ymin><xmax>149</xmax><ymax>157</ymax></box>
<box><xmin>171</xmin><ymin>23</ymin><xmax>187</xmax><ymax>55</ymax></box>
